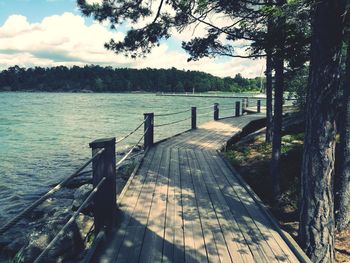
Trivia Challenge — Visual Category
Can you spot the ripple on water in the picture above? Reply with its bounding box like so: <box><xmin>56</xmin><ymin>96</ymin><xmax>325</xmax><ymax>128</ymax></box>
<box><xmin>0</xmin><ymin>92</ymin><xmax>254</xmax><ymax>222</ymax></box>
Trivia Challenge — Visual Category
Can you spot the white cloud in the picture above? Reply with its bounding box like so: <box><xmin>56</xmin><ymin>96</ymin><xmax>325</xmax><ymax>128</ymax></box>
<box><xmin>0</xmin><ymin>13</ymin><xmax>129</xmax><ymax>65</ymax></box>
<box><xmin>133</xmin><ymin>44</ymin><xmax>265</xmax><ymax>78</ymax></box>
<box><xmin>0</xmin><ymin>12</ymin><xmax>263</xmax><ymax>78</ymax></box>
<box><xmin>85</xmin><ymin>0</ymin><xmax>103</xmax><ymax>4</ymax></box>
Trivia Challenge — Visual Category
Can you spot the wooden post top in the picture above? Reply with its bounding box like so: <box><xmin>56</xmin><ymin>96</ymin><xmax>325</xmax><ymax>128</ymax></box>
<box><xmin>89</xmin><ymin>137</ymin><xmax>116</xmax><ymax>149</ymax></box>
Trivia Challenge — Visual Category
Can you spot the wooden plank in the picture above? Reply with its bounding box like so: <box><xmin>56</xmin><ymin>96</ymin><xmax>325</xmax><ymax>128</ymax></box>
<box><xmin>178</xmin><ymin>127</ymin><xmax>218</xmax><ymax>150</ymax></box>
<box><xmin>194</xmin><ymin>149</ymin><xmax>252</xmax><ymax>263</ymax></box>
<box><xmin>212</xmin><ymin>152</ymin><xmax>300</xmax><ymax>263</ymax></box>
<box><xmin>115</xmin><ymin>146</ymin><xmax>164</xmax><ymax>263</ymax></box>
<box><xmin>96</xmin><ymin>147</ymin><xmax>157</xmax><ymax>263</ymax></box>
<box><xmin>199</xmin><ymin>132</ymin><xmax>226</xmax><ymax>150</ymax></box>
<box><xmin>200</xmin><ymin>151</ymin><xmax>260</xmax><ymax>263</ymax></box>
<box><xmin>118</xmin><ymin>148</ymin><xmax>155</xmax><ymax>208</ymax></box>
<box><xmin>162</xmin><ymin>147</ymin><xmax>185</xmax><ymax>263</ymax></box>
<box><xmin>117</xmin><ymin>148</ymin><xmax>149</xmax><ymax>205</ymax></box>
<box><xmin>173</xmin><ymin>147</ymin><xmax>186</xmax><ymax>262</ymax></box>
<box><xmin>186</xmin><ymin>149</ymin><xmax>231</xmax><ymax>263</ymax></box>
<box><xmin>219</xmin><ymin>156</ymin><xmax>308</xmax><ymax>263</ymax></box>
<box><xmin>202</xmin><ymin>150</ymin><xmax>272</xmax><ymax>263</ymax></box>
<box><xmin>179</xmin><ymin>148</ymin><xmax>209</xmax><ymax>263</ymax></box>
<box><xmin>138</xmin><ymin>147</ymin><xmax>171</xmax><ymax>263</ymax></box>
<box><xmin>204</xmin><ymin>150</ymin><xmax>295</xmax><ymax>262</ymax></box>
<box><xmin>172</xmin><ymin>129</ymin><xmax>208</xmax><ymax>150</ymax></box>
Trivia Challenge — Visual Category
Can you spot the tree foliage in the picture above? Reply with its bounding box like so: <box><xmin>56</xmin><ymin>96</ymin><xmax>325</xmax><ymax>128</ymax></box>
<box><xmin>0</xmin><ymin>65</ymin><xmax>262</xmax><ymax>93</ymax></box>
<box><xmin>77</xmin><ymin>0</ymin><xmax>310</xmax><ymax>67</ymax></box>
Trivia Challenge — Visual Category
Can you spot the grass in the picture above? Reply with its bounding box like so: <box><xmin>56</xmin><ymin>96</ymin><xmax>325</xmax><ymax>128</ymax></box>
<box><xmin>225</xmin><ymin>132</ymin><xmax>304</xmax><ymax>214</ymax></box>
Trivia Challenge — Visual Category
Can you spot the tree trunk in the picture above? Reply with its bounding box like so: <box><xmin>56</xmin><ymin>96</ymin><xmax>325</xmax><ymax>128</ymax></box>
<box><xmin>271</xmin><ymin>56</ymin><xmax>283</xmax><ymax>202</ymax></box>
<box><xmin>298</xmin><ymin>0</ymin><xmax>344</xmax><ymax>262</ymax></box>
<box><xmin>270</xmin><ymin>0</ymin><xmax>285</xmax><ymax>203</ymax></box>
<box><xmin>265</xmin><ymin>0</ymin><xmax>274</xmax><ymax>144</ymax></box>
<box><xmin>265</xmin><ymin>51</ymin><xmax>273</xmax><ymax>143</ymax></box>
<box><xmin>335</xmin><ymin>40</ymin><xmax>350</xmax><ymax>231</ymax></box>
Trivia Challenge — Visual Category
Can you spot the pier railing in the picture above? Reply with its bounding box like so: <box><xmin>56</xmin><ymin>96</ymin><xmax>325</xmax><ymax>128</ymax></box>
<box><xmin>143</xmin><ymin>99</ymin><xmax>262</xmax><ymax>147</ymax></box>
<box><xmin>0</xmin><ymin>98</ymin><xmax>262</xmax><ymax>262</ymax></box>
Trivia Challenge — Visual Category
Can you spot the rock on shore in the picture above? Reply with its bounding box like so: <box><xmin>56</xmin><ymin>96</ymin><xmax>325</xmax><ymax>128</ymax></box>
<box><xmin>0</xmin><ymin>148</ymin><xmax>144</xmax><ymax>262</ymax></box>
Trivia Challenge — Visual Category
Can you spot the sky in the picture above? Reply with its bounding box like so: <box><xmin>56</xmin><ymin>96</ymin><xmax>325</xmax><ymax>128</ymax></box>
<box><xmin>0</xmin><ymin>0</ymin><xmax>265</xmax><ymax>78</ymax></box>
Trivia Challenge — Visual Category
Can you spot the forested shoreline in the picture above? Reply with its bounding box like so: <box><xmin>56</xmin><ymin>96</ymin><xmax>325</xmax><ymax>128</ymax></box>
<box><xmin>0</xmin><ymin>65</ymin><xmax>262</xmax><ymax>93</ymax></box>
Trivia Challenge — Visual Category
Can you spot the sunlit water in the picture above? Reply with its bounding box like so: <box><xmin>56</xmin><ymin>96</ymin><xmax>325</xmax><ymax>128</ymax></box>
<box><xmin>0</xmin><ymin>92</ymin><xmax>264</xmax><ymax>223</ymax></box>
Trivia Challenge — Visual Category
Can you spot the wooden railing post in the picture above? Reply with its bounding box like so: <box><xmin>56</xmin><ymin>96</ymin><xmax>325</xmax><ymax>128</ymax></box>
<box><xmin>89</xmin><ymin>138</ymin><xmax>116</xmax><ymax>234</ymax></box>
<box><xmin>191</xmin><ymin>107</ymin><xmax>197</xmax><ymax>129</ymax></box>
<box><xmin>235</xmin><ymin>101</ymin><xmax>240</xmax><ymax>117</ymax></box>
<box><xmin>214</xmin><ymin>103</ymin><xmax>219</xmax><ymax>120</ymax></box>
<box><xmin>242</xmin><ymin>98</ymin><xmax>249</xmax><ymax>114</ymax></box>
<box><xmin>257</xmin><ymin>100</ymin><xmax>261</xmax><ymax>113</ymax></box>
<box><xmin>144</xmin><ymin>113</ymin><xmax>154</xmax><ymax>148</ymax></box>
<box><xmin>242</xmin><ymin>98</ymin><xmax>245</xmax><ymax>114</ymax></box>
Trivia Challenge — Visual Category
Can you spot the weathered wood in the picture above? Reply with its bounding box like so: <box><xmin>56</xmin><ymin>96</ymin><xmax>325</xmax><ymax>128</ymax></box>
<box><xmin>195</xmin><ymin>150</ymin><xmax>249</xmax><ymax>263</ymax></box>
<box><xmin>242</xmin><ymin>98</ymin><xmax>249</xmax><ymax>109</ymax></box>
<box><xmin>144</xmin><ymin>113</ymin><xmax>154</xmax><ymax>148</ymax></box>
<box><xmin>93</xmin><ymin>113</ymin><xmax>306</xmax><ymax>263</ymax></box>
<box><xmin>202</xmin><ymin>150</ymin><xmax>269</xmax><ymax>263</ymax></box>
<box><xmin>235</xmin><ymin>101</ymin><xmax>240</xmax><ymax>117</ymax></box>
<box><xmin>139</xmin><ymin>147</ymin><xmax>170</xmax><ymax>262</ymax></box>
<box><xmin>95</xmin><ymin>148</ymin><xmax>157</xmax><ymax>262</ymax></box>
<box><xmin>214</xmin><ymin>103</ymin><xmax>219</xmax><ymax>121</ymax></box>
<box><xmin>89</xmin><ymin>137</ymin><xmax>117</xmax><ymax>234</ymax></box>
<box><xmin>179</xmin><ymin>148</ymin><xmax>208</xmax><ymax>263</ymax></box>
<box><xmin>219</xmin><ymin>152</ymin><xmax>308</xmax><ymax>263</ymax></box>
<box><xmin>187</xmin><ymin>149</ymin><xmax>230</xmax><ymax>263</ymax></box>
<box><xmin>118</xmin><ymin>146</ymin><xmax>164</xmax><ymax>263</ymax></box>
<box><xmin>208</xmin><ymin>152</ymin><xmax>297</xmax><ymax>263</ymax></box>
<box><xmin>191</xmin><ymin>107</ymin><xmax>197</xmax><ymax>129</ymax></box>
<box><xmin>162</xmin><ymin>147</ymin><xmax>185</xmax><ymax>263</ymax></box>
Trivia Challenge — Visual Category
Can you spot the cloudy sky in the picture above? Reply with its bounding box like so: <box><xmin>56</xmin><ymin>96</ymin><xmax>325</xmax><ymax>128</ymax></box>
<box><xmin>0</xmin><ymin>0</ymin><xmax>265</xmax><ymax>78</ymax></box>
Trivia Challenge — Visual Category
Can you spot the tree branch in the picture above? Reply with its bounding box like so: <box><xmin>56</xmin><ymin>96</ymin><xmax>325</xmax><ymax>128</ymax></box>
<box><xmin>152</xmin><ymin>0</ymin><xmax>165</xmax><ymax>23</ymax></box>
<box><xmin>211</xmin><ymin>52</ymin><xmax>267</xmax><ymax>58</ymax></box>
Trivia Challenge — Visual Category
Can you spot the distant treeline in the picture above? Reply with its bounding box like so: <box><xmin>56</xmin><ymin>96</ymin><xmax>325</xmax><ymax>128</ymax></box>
<box><xmin>0</xmin><ymin>65</ymin><xmax>262</xmax><ymax>93</ymax></box>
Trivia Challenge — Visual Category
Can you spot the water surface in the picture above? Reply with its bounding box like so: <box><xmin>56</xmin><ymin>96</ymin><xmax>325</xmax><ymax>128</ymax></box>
<box><xmin>0</xmin><ymin>92</ymin><xmax>261</xmax><ymax>222</ymax></box>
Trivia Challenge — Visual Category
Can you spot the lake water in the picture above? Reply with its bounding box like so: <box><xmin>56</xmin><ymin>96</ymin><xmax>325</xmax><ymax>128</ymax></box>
<box><xmin>0</xmin><ymin>92</ymin><xmax>263</xmax><ymax>223</ymax></box>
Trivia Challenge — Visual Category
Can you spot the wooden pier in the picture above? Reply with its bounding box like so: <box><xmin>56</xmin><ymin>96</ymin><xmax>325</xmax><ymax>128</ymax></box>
<box><xmin>94</xmin><ymin>114</ymin><xmax>309</xmax><ymax>263</ymax></box>
<box><xmin>0</xmin><ymin>101</ymin><xmax>310</xmax><ymax>262</ymax></box>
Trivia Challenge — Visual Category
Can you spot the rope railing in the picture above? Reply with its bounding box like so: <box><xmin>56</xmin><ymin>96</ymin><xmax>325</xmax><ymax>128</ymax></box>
<box><xmin>196</xmin><ymin>104</ymin><xmax>214</xmax><ymax>110</ymax></box>
<box><xmin>219</xmin><ymin>103</ymin><xmax>239</xmax><ymax>107</ymax></box>
<box><xmin>154</xmin><ymin>108</ymin><xmax>190</xmax><ymax>117</ymax></box>
<box><xmin>196</xmin><ymin>110</ymin><xmax>213</xmax><ymax>117</ymax></box>
<box><xmin>0</xmin><ymin>148</ymin><xmax>105</xmax><ymax>235</ymax></box>
<box><xmin>116</xmin><ymin>127</ymin><xmax>149</xmax><ymax>168</ymax></box>
<box><xmin>33</xmin><ymin>177</ymin><xmax>107</xmax><ymax>263</ymax></box>
<box><xmin>219</xmin><ymin>106</ymin><xmax>234</xmax><ymax>111</ymax></box>
<box><xmin>126</xmin><ymin>150</ymin><xmax>145</xmax><ymax>161</ymax></box>
<box><xmin>154</xmin><ymin>116</ymin><xmax>191</xmax><ymax>128</ymax></box>
<box><xmin>115</xmin><ymin>117</ymin><xmax>148</xmax><ymax>144</ymax></box>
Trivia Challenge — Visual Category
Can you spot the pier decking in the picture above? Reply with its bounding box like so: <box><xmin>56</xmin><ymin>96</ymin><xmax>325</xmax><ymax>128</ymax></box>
<box><xmin>95</xmin><ymin>114</ymin><xmax>306</xmax><ymax>263</ymax></box>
